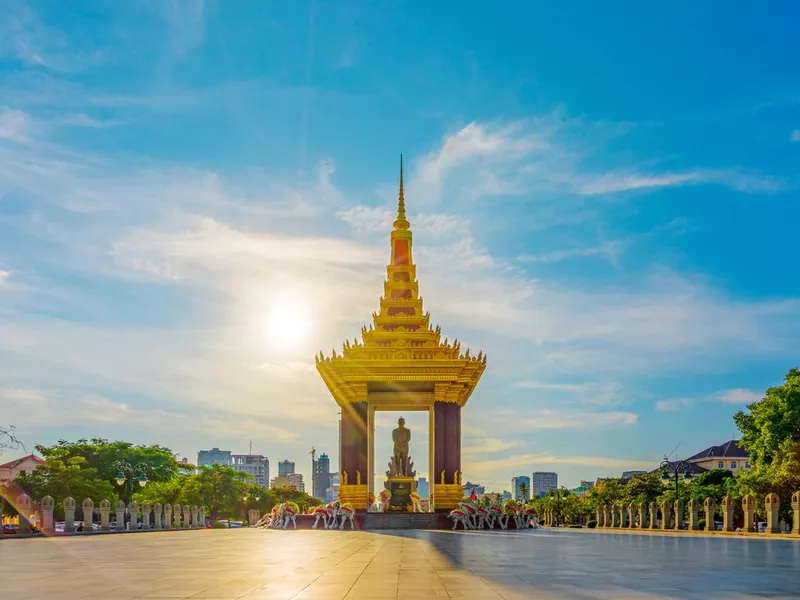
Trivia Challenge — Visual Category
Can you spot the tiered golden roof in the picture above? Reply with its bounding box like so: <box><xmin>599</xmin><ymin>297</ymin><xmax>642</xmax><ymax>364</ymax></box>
<box><xmin>316</xmin><ymin>156</ymin><xmax>486</xmax><ymax>407</ymax></box>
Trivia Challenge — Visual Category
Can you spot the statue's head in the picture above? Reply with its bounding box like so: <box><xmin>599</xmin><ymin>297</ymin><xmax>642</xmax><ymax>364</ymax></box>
<box><xmin>398</xmin><ymin>417</ymin><xmax>405</xmax><ymax>427</ymax></box>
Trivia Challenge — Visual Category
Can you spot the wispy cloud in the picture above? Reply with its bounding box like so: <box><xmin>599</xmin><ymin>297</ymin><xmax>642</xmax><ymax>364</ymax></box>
<box><xmin>518</xmin><ymin>240</ymin><xmax>626</xmax><ymax>266</ymax></box>
<box><xmin>58</xmin><ymin>113</ymin><xmax>128</xmax><ymax>128</ymax></box>
<box><xmin>656</xmin><ymin>388</ymin><xmax>763</xmax><ymax>412</ymax></box>
<box><xmin>791</xmin><ymin>129</ymin><xmax>800</xmax><ymax>143</ymax></box>
<box><xmin>0</xmin><ymin>107</ymin><xmax>32</xmax><ymax>141</ymax></box>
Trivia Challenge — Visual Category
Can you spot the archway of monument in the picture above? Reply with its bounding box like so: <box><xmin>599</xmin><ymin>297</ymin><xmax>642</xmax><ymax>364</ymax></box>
<box><xmin>370</xmin><ymin>408</ymin><xmax>432</xmax><ymax>510</ymax></box>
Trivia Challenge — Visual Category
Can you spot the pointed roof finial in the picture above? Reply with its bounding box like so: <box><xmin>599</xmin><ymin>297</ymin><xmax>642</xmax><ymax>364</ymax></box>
<box><xmin>394</xmin><ymin>154</ymin><xmax>410</xmax><ymax>230</ymax></box>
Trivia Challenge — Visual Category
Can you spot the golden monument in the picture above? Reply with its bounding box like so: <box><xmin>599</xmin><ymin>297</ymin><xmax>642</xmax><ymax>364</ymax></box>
<box><xmin>315</xmin><ymin>156</ymin><xmax>487</xmax><ymax>511</ymax></box>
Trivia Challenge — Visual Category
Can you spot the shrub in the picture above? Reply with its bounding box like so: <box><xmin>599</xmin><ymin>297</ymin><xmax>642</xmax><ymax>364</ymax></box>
<box><xmin>211</xmin><ymin>522</ymin><xmax>228</xmax><ymax>529</ymax></box>
<box><xmin>697</xmin><ymin>518</ymin><xmax>706</xmax><ymax>530</ymax></box>
<box><xmin>568</xmin><ymin>524</ymin><xmax>582</xmax><ymax>528</ymax></box>
<box><xmin>587</xmin><ymin>520</ymin><xmax>597</xmax><ymax>529</ymax></box>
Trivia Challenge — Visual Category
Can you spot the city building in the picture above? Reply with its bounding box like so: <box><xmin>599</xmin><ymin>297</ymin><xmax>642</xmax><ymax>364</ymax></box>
<box><xmin>533</xmin><ymin>472</ymin><xmax>558</xmax><ymax>497</ymax></box>
<box><xmin>512</xmin><ymin>476</ymin><xmax>531</xmax><ymax>501</ymax></box>
<box><xmin>287</xmin><ymin>472</ymin><xmax>305</xmax><ymax>492</ymax></box>
<box><xmin>501</xmin><ymin>490</ymin><xmax>512</xmax><ymax>502</ymax></box>
<box><xmin>686</xmin><ymin>440</ymin><xmax>750</xmax><ymax>473</ymax></box>
<box><xmin>622</xmin><ymin>470</ymin><xmax>647</xmax><ymax>480</ymax></box>
<box><xmin>462</xmin><ymin>481</ymin><xmax>485</xmax><ymax>498</ymax></box>
<box><xmin>196</xmin><ymin>448</ymin><xmax>232</xmax><ymax>468</ymax></box>
<box><xmin>416</xmin><ymin>477</ymin><xmax>429</xmax><ymax>500</ymax></box>
<box><xmin>278</xmin><ymin>460</ymin><xmax>295</xmax><ymax>477</ymax></box>
<box><xmin>579</xmin><ymin>480</ymin><xmax>595</xmax><ymax>490</ymax></box>
<box><xmin>232</xmin><ymin>454</ymin><xmax>270</xmax><ymax>488</ymax></box>
<box><xmin>0</xmin><ymin>454</ymin><xmax>45</xmax><ymax>483</ymax></box>
<box><xmin>326</xmin><ymin>472</ymin><xmax>340</xmax><ymax>503</ymax></box>
<box><xmin>312</xmin><ymin>453</ymin><xmax>331</xmax><ymax>501</ymax></box>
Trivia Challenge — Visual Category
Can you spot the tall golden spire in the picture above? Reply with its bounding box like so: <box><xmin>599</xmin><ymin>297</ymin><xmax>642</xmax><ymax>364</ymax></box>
<box><xmin>394</xmin><ymin>154</ymin><xmax>409</xmax><ymax>230</ymax></box>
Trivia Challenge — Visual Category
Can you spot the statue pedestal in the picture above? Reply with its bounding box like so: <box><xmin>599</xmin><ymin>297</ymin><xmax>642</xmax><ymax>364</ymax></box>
<box><xmin>386</xmin><ymin>477</ymin><xmax>416</xmax><ymax>511</ymax></box>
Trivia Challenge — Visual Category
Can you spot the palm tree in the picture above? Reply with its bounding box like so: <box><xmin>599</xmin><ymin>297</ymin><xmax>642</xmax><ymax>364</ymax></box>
<box><xmin>518</xmin><ymin>482</ymin><xmax>530</xmax><ymax>501</ymax></box>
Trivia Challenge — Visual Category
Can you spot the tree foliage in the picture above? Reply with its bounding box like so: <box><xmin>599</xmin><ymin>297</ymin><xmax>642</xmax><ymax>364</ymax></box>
<box><xmin>734</xmin><ymin>368</ymin><xmax>800</xmax><ymax>465</ymax></box>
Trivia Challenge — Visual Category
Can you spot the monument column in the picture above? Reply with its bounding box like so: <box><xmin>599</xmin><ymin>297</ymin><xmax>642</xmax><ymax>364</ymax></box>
<box><xmin>340</xmin><ymin>402</ymin><xmax>368</xmax><ymax>509</ymax></box>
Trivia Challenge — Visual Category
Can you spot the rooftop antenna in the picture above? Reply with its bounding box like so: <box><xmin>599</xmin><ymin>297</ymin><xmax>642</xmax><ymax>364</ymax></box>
<box><xmin>249</xmin><ymin>440</ymin><xmax>252</xmax><ymax>455</ymax></box>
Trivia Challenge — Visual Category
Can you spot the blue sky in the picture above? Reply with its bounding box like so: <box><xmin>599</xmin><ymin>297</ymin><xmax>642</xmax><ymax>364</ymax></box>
<box><xmin>1</xmin><ymin>1</ymin><xmax>798</xmax><ymax>492</ymax></box>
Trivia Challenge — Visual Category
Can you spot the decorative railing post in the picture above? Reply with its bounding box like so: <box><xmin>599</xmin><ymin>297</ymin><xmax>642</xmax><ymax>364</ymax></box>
<box><xmin>721</xmin><ymin>496</ymin><xmax>733</xmax><ymax>532</ymax></box>
<box><xmin>704</xmin><ymin>497</ymin><xmax>717</xmax><ymax>531</ymax></box>
<box><xmin>41</xmin><ymin>496</ymin><xmax>55</xmax><ymax>533</ymax></box>
<box><xmin>673</xmin><ymin>499</ymin><xmax>684</xmax><ymax>530</ymax></box>
<box><xmin>660</xmin><ymin>500</ymin><xmax>671</xmax><ymax>530</ymax></box>
<box><xmin>128</xmin><ymin>501</ymin><xmax>139</xmax><ymax>531</ymax></box>
<box><xmin>610</xmin><ymin>505</ymin><xmax>618</xmax><ymax>527</ymax></box>
<box><xmin>627</xmin><ymin>503</ymin><xmax>635</xmax><ymax>528</ymax></box>
<box><xmin>638</xmin><ymin>502</ymin><xmax>647</xmax><ymax>529</ymax></box>
<box><xmin>153</xmin><ymin>503</ymin><xmax>162</xmax><ymax>530</ymax></box>
<box><xmin>649</xmin><ymin>501</ymin><xmax>657</xmax><ymax>530</ymax></box>
<box><xmin>742</xmin><ymin>494</ymin><xmax>756</xmax><ymax>533</ymax></box>
<box><xmin>99</xmin><ymin>499</ymin><xmax>111</xmax><ymax>530</ymax></box>
<box><xmin>198</xmin><ymin>506</ymin><xmax>206</xmax><ymax>528</ymax></box>
<box><xmin>164</xmin><ymin>503</ymin><xmax>173</xmax><ymax>529</ymax></box>
<box><xmin>687</xmin><ymin>498</ymin><xmax>699</xmax><ymax>530</ymax></box>
<box><xmin>16</xmin><ymin>494</ymin><xmax>32</xmax><ymax>533</ymax></box>
<box><xmin>63</xmin><ymin>497</ymin><xmax>76</xmax><ymax>532</ymax></box>
<box><xmin>765</xmin><ymin>493</ymin><xmax>780</xmax><ymax>534</ymax></box>
<box><xmin>595</xmin><ymin>507</ymin><xmax>603</xmax><ymax>527</ymax></box>
<box><xmin>792</xmin><ymin>492</ymin><xmax>800</xmax><ymax>536</ymax></box>
<box><xmin>141</xmin><ymin>503</ymin><xmax>151</xmax><ymax>530</ymax></box>
<box><xmin>602</xmin><ymin>505</ymin><xmax>610</xmax><ymax>528</ymax></box>
<box><xmin>115</xmin><ymin>500</ymin><xmax>126</xmax><ymax>531</ymax></box>
<box><xmin>192</xmin><ymin>505</ymin><xmax>199</xmax><ymax>529</ymax></box>
<box><xmin>82</xmin><ymin>498</ymin><xmax>94</xmax><ymax>532</ymax></box>
<box><xmin>183</xmin><ymin>504</ymin><xmax>191</xmax><ymax>529</ymax></box>
<box><xmin>173</xmin><ymin>503</ymin><xmax>181</xmax><ymax>528</ymax></box>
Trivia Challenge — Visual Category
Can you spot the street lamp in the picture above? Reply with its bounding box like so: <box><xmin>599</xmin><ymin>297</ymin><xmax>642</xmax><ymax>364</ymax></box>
<box><xmin>113</xmin><ymin>461</ymin><xmax>152</xmax><ymax>501</ymax></box>
<box><xmin>660</xmin><ymin>457</ymin><xmax>692</xmax><ymax>500</ymax></box>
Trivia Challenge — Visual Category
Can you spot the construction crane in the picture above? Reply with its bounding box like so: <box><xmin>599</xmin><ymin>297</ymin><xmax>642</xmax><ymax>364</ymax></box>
<box><xmin>309</xmin><ymin>447</ymin><xmax>317</xmax><ymax>498</ymax></box>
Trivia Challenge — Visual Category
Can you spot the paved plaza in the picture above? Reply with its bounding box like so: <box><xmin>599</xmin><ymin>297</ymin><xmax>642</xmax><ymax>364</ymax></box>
<box><xmin>1</xmin><ymin>528</ymin><xmax>799</xmax><ymax>599</ymax></box>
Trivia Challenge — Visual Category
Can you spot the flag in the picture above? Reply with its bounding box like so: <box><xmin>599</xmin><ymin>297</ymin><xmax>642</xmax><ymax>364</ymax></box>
<box><xmin>470</xmin><ymin>488</ymin><xmax>477</xmax><ymax>502</ymax></box>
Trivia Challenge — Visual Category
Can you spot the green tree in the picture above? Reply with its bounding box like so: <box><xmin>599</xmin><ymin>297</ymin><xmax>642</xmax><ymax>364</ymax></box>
<box><xmin>734</xmin><ymin>368</ymin><xmax>800</xmax><ymax>519</ymax></box>
<box><xmin>734</xmin><ymin>368</ymin><xmax>800</xmax><ymax>465</ymax></box>
<box><xmin>623</xmin><ymin>473</ymin><xmax>663</xmax><ymax>505</ymax></box>
<box><xmin>180</xmin><ymin>464</ymin><xmax>252</xmax><ymax>522</ymax></box>
<box><xmin>14</xmin><ymin>452</ymin><xmax>117</xmax><ymax>519</ymax></box>
<box><xmin>518</xmin><ymin>482</ymin><xmax>529</xmax><ymax>501</ymax></box>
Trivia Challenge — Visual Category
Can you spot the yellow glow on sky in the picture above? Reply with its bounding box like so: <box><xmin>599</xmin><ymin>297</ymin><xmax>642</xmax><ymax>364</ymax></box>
<box><xmin>265</xmin><ymin>300</ymin><xmax>313</xmax><ymax>350</ymax></box>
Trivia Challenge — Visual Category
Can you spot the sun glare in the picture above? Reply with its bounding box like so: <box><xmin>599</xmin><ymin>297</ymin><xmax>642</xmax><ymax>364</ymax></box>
<box><xmin>265</xmin><ymin>302</ymin><xmax>312</xmax><ymax>350</ymax></box>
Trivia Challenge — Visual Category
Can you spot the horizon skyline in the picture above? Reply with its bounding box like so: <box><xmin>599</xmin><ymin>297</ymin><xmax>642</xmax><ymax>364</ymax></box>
<box><xmin>1</xmin><ymin>2</ymin><xmax>797</xmax><ymax>494</ymax></box>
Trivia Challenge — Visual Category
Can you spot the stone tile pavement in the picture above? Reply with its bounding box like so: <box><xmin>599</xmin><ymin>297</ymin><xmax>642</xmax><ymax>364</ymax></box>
<box><xmin>1</xmin><ymin>528</ymin><xmax>799</xmax><ymax>599</ymax></box>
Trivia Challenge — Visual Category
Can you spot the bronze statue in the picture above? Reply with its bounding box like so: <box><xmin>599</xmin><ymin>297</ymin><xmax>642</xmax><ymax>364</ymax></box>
<box><xmin>392</xmin><ymin>417</ymin><xmax>411</xmax><ymax>476</ymax></box>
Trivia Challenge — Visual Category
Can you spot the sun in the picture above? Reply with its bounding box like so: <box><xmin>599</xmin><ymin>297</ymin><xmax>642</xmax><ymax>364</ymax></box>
<box><xmin>265</xmin><ymin>302</ymin><xmax>312</xmax><ymax>350</ymax></box>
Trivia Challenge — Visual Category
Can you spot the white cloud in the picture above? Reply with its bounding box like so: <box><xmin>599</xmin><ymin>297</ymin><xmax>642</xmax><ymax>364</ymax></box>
<box><xmin>578</xmin><ymin>172</ymin><xmax>701</xmax><ymax>195</ymax></box>
<box><xmin>489</xmin><ymin>408</ymin><xmax>638</xmax><ymax>431</ymax></box>
<box><xmin>59</xmin><ymin>113</ymin><xmax>127</xmax><ymax>128</ymax></box>
<box><xmin>0</xmin><ymin>107</ymin><xmax>32</xmax><ymax>141</ymax></box>
<box><xmin>716</xmin><ymin>388</ymin><xmax>761</xmax><ymax>404</ymax></box>
<box><xmin>791</xmin><ymin>129</ymin><xmax>800</xmax><ymax>142</ymax></box>
<box><xmin>518</xmin><ymin>240</ymin><xmax>626</xmax><ymax>266</ymax></box>
<box><xmin>655</xmin><ymin>398</ymin><xmax>694</xmax><ymax>412</ymax></box>
<box><xmin>655</xmin><ymin>388</ymin><xmax>763</xmax><ymax>412</ymax></box>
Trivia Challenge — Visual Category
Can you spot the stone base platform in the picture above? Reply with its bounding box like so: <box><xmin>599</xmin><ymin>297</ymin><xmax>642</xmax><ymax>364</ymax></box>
<box><xmin>359</xmin><ymin>512</ymin><xmax>440</xmax><ymax>530</ymax></box>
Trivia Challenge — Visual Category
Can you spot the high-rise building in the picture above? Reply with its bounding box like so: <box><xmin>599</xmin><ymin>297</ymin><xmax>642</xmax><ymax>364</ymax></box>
<box><xmin>512</xmin><ymin>476</ymin><xmax>531</xmax><ymax>501</ymax></box>
<box><xmin>197</xmin><ymin>448</ymin><xmax>232</xmax><ymax>468</ymax></box>
<box><xmin>533</xmin><ymin>472</ymin><xmax>558</xmax><ymax>497</ymax></box>
<box><xmin>278</xmin><ymin>460</ymin><xmax>295</xmax><ymax>476</ymax></box>
<box><xmin>287</xmin><ymin>472</ymin><xmax>304</xmax><ymax>492</ymax></box>
<box><xmin>326</xmin><ymin>472</ymin><xmax>340</xmax><ymax>503</ymax></box>
<box><xmin>501</xmin><ymin>490</ymin><xmax>512</xmax><ymax>502</ymax></box>
<box><xmin>416</xmin><ymin>477</ymin><xmax>429</xmax><ymax>500</ymax></box>
<box><xmin>232</xmin><ymin>454</ymin><xmax>270</xmax><ymax>488</ymax></box>
<box><xmin>312</xmin><ymin>453</ymin><xmax>331</xmax><ymax>501</ymax></box>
